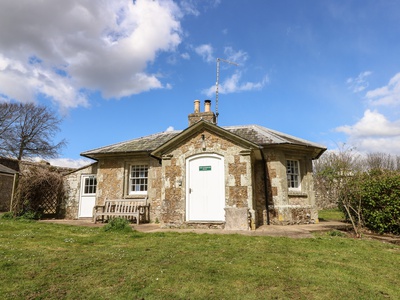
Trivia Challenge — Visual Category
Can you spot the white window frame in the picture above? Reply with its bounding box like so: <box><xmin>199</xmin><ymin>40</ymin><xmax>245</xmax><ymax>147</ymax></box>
<box><xmin>286</xmin><ymin>160</ymin><xmax>301</xmax><ymax>191</ymax></box>
<box><xmin>129</xmin><ymin>165</ymin><xmax>148</xmax><ymax>195</ymax></box>
<box><xmin>82</xmin><ymin>175</ymin><xmax>97</xmax><ymax>195</ymax></box>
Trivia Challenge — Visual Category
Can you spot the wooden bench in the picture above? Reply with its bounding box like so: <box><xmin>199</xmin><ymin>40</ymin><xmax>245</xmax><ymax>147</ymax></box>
<box><xmin>93</xmin><ymin>198</ymin><xmax>149</xmax><ymax>224</ymax></box>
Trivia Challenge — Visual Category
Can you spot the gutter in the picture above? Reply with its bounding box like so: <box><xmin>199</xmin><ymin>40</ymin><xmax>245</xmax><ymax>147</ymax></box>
<box><xmin>260</xmin><ymin>148</ymin><xmax>270</xmax><ymax>225</ymax></box>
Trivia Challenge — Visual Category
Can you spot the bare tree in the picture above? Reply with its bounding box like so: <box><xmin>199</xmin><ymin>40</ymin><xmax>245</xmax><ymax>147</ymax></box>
<box><xmin>0</xmin><ymin>103</ymin><xmax>19</xmax><ymax>136</ymax></box>
<box><xmin>365</xmin><ymin>152</ymin><xmax>396</xmax><ymax>171</ymax></box>
<box><xmin>313</xmin><ymin>145</ymin><xmax>362</xmax><ymax>209</ymax></box>
<box><xmin>0</xmin><ymin>102</ymin><xmax>66</xmax><ymax>160</ymax></box>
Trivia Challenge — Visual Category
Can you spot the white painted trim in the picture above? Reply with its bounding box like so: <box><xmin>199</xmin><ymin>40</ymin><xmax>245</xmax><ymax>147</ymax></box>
<box><xmin>78</xmin><ymin>174</ymin><xmax>97</xmax><ymax>218</ymax></box>
<box><xmin>185</xmin><ymin>153</ymin><xmax>225</xmax><ymax>222</ymax></box>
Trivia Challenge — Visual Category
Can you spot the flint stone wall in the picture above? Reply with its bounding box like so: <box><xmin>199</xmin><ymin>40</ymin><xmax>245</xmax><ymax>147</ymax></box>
<box><xmin>160</xmin><ymin>130</ymin><xmax>255</xmax><ymax>228</ymax></box>
<box><xmin>64</xmin><ymin>163</ymin><xmax>98</xmax><ymax>219</ymax></box>
<box><xmin>263</xmin><ymin>148</ymin><xmax>318</xmax><ymax>225</ymax></box>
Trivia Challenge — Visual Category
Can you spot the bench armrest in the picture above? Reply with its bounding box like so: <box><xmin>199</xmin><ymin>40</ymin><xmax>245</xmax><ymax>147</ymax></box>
<box><xmin>92</xmin><ymin>205</ymin><xmax>105</xmax><ymax>223</ymax></box>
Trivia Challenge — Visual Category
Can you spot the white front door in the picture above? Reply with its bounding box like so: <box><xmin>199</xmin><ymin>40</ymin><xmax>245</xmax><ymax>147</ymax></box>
<box><xmin>78</xmin><ymin>175</ymin><xmax>97</xmax><ymax>218</ymax></box>
<box><xmin>186</xmin><ymin>154</ymin><xmax>225</xmax><ymax>221</ymax></box>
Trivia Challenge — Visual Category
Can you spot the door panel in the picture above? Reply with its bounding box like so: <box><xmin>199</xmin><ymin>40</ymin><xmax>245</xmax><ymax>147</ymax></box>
<box><xmin>78</xmin><ymin>175</ymin><xmax>97</xmax><ymax>218</ymax></box>
<box><xmin>186</xmin><ymin>154</ymin><xmax>225</xmax><ymax>221</ymax></box>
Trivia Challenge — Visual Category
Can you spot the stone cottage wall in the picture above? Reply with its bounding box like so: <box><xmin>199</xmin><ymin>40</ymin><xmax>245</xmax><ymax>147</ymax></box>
<box><xmin>264</xmin><ymin>148</ymin><xmax>318</xmax><ymax>224</ymax></box>
<box><xmin>96</xmin><ymin>158</ymin><xmax>124</xmax><ymax>204</ymax></box>
<box><xmin>64</xmin><ymin>163</ymin><xmax>98</xmax><ymax>219</ymax></box>
<box><xmin>160</xmin><ymin>130</ymin><xmax>255</xmax><ymax>229</ymax></box>
<box><xmin>95</xmin><ymin>155</ymin><xmax>162</xmax><ymax>222</ymax></box>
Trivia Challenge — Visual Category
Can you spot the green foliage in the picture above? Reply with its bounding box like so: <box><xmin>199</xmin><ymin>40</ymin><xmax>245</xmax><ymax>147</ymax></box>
<box><xmin>0</xmin><ymin>212</ymin><xmax>14</xmax><ymax>220</ymax></box>
<box><xmin>340</xmin><ymin>171</ymin><xmax>400</xmax><ymax>235</ymax></box>
<box><xmin>103</xmin><ymin>217</ymin><xmax>132</xmax><ymax>232</ymax></box>
<box><xmin>17</xmin><ymin>210</ymin><xmax>41</xmax><ymax>221</ymax></box>
<box><xmin>1</xmin><ymin>210</ymin><xmax>41</xmax><ymax>221</ymax></box>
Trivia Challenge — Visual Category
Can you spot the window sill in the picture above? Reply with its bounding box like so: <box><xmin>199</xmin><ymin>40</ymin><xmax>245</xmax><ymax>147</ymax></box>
<box><xmin>288</xmin><ymin>191</ymin><xmax>308</xmax><ymax>197</ymax></box>
<box><xmin>126</xmin><ymin>194</ymin><xmax>148</xmax><ymax>199</ymax></box>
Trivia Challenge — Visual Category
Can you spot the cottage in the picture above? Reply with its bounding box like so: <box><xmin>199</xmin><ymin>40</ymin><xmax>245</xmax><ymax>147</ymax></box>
<box><xmin>65</xmin><ymin>100</ymin><xmax>326</xmax><ymax>230</ymax></box>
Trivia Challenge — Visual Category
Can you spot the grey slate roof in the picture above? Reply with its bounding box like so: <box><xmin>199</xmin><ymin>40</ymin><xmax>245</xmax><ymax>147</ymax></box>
<box><xmin>81</xmin><ymin>131</ymin><xmax>182</xmax><ymax>157</ymax></box>
<box><xmin>81</xmin><ymin>124</ymin><xmax>326</xmax><ymax>159</ymax></box>
<box><xmin>224</xmin><ymin>125</ymin><xmax>326</xmax><ymax>149</ymax></box>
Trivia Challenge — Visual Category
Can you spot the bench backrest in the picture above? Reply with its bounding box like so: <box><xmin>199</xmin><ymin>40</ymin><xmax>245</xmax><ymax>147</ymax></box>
<box><xmin>104</xmin><ymin>199</ymin><xmax>147</xmax><ymax>213</ymax></box>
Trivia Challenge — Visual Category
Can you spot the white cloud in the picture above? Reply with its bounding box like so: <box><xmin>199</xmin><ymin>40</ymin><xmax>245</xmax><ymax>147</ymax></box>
<box><xmin>31</xmin><ymin>157</ymin><xmax>94</xmax><ymax>169</ymax></box>
<box><xmin>194</xmin><ymin>45</ymin><xmax>249</xmax><ymax>66</ymax></box>
<box><xmin>336</xmin><ymin>73</ymin><xmax>400</xmax><ymax>155</ymax></box>
<box><xmin>354</xmin><ymin>137</ymin><xmax>400</xmax><ymax>155</ymax></box>
<box><xmin>0</xmin><ymin>0</ymin><xmax>183</xmax><ymax>109</ymax></box>
<box><xmin>0</xmin><ymin>54</ymin><xmax>88</xmax><ymax>109</ymax></box>
<box><xmin>203</xmin><ymin>71</ymin><xmax>269</xmax><ymax>97</ymax></box>
<box><xmin>179</xmin><ymin>0</ymin><xmax>200</xmax><ymax>16</ymax></box>
<box><xmin>336</xmin><ymin>109</ymin><xmax>400</xmax><ymax>137</ymax></box>
<box><xmin>366</xmin><ymin>72</ymin><xmax>400</xmax><ymax>106</ymax></box>
<box><xmin>181</xmin><ymin>52</ymin><xmax>190</xmax><ymax>60</ymax></box>
<box><xmin>195</xmin><ymin>44</ymin><xmax>215</xmax><ymax>63</ymax></box>
<box><xmin>346</xmin><ymin>71</ymin><xmax>372</xmax><ymax>93</ymax></box>
<box><xmin>336</xmin><ymin>109</ymin><xmax>400</xmax><ymax>154</ymax></box>
<box><xmin>165</xmin><ymin>126</ymin><xmax>175</xmax><ymax>132</ymax></box>
<box><xmin>223</xmin><ymin>47</ymin><xmax>248</xmax><ymax>65</ymax></box>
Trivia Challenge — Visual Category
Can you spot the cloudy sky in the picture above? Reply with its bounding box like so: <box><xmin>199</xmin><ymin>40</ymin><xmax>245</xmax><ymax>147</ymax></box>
<box><xmin>1</xmin><ymin>0</ymin><xmax>400</xmax><ymax>167</ymax></box>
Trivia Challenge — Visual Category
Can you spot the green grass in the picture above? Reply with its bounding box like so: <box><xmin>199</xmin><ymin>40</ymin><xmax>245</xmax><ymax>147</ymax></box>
<box><xmin>318</xmin><ymin>208</ymin><xmax>345</xmax><ymax>221</ymax></box>
<box><xmin>0</xmin><ymin>220</ymin><xmax>399</xmax><ymax>299</ymax></box>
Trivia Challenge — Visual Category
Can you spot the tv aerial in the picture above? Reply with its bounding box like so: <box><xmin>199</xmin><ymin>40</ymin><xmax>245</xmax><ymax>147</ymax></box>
<box><xmin>215</xmin><ymin>58</ymin><xmax>238</xmax><ymax>124</ymax></box>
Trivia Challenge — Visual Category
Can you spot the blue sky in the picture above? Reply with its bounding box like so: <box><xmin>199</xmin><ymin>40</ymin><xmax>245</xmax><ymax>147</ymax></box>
<box><xmin>1</xmin><ymin>0</ymin><xmax>400</xmax><ymax>167</ymax></box>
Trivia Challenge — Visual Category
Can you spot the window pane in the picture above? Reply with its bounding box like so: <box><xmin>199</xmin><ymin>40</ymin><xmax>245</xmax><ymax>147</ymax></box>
<box><xmin>287</xmin><ymin>160</ymin><xmax>300</xmax><ymax>189</ymax></box>
<box><xmin>130</xmin><ymin>165</ymin><xmax>148</xmax><ymax>193</ymax></box>
<box><xmin>83</xmin><ymin>176</ymin><xmax>97</xmax><ymax>194</ymax></box>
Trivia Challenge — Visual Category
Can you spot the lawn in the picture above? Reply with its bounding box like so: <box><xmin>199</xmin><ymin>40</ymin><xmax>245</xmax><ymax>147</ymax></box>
<box><xmin>318</xmin><ymin>208</ymin><xmax>345</xmax><ymax>221</ymax></box>
<box><xmin>0</xmin><ymin>219</ymin><xmax>399</xmax><ymax>300</ymax></box>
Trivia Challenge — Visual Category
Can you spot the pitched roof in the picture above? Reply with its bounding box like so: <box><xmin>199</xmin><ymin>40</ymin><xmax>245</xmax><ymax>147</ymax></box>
<box><xmin>81</xmin><ymin>131</ymin><xmax>181</xmax><ymax>158</ymax></box>
<box><xmin>224</xmin><ymin>125</ymin><xmax>326</xmax><ymax>149</ymax></box>
<box><xmin>0</xmin><ymin>163</ymin><xmax>17</xmax><ymax>175</ymax></box>
<box><xmin>81</xmin><ymin>124</ymin><xmax>326</xmax><ymax>159</ymax></box>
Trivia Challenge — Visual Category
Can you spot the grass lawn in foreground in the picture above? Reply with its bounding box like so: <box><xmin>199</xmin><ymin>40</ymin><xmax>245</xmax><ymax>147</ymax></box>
<box><xmin>0</xmin><ymin>219</ymin><xmax>399</xmax><ymax>299</ymax></box>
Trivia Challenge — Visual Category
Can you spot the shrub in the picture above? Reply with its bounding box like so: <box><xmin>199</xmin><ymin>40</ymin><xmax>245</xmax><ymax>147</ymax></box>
<box><xmin>103</xmin><ymin>217</ymin><xmax>132</xmax><ymax>233</ymax></box>
<box><xmin>18</xmin><ymin>210</ymin><xmax>41</xmax><ymax>220</ymax></box>
<box><xmin>340</xmin><ymin>171</ymin><xmax>400</xmax><ymax>235</ymax></box>
<box><xmin>1</xmin><ymin>212</ymin><xmax>15</xmax><ymax>220</ymax></box>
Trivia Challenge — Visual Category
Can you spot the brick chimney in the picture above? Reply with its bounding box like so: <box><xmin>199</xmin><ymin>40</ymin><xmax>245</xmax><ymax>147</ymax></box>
<box><xmin>188</xmin><ymin>99</ymin><xmax>216</xmax><ymax>126</ymax></box>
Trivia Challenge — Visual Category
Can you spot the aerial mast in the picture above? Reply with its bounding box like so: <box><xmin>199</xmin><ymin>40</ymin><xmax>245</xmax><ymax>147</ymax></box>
<box><xmin>215</xmin><ymin>58</ymin><xmax>238</xmax><ymax>124</ymax></box>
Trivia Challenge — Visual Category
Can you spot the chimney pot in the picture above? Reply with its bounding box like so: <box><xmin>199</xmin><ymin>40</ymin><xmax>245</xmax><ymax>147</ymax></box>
<box><xmin>204</xmin><ymin>100</ymin><xmax>211</xmax><ymax>113</ymax></box>
<box><xmin>194</xmin><ymin>99</ymin><xmax>200</xmax><ymax>113</ymax></box>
